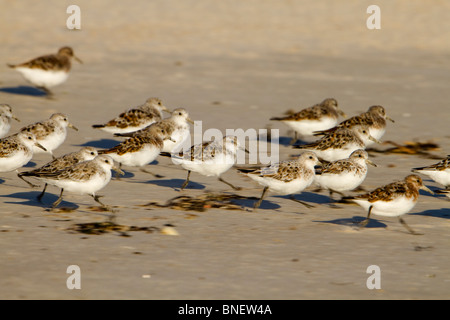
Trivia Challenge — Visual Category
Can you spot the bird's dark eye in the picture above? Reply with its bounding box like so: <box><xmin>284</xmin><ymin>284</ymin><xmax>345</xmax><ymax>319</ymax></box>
<box><xmin>309</xmin><ymin>156</ymin><xmax>313</xmax><ymax>159</ymax></box>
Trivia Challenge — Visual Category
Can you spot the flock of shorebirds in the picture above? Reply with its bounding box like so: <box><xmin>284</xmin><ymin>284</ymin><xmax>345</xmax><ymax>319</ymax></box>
<box><xmin>2</xmin><ymin>46</ymin><xmax>449</xmax><ymax>235</ymax></box>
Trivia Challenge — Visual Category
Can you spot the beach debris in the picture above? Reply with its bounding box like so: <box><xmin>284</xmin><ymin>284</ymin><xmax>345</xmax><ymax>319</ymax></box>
<box><xmin>160</xmin><ymin>225</ymin><xmax>179</xmax><ymax>236</ymax></box>
<box><xmin>366</xmin><ymin>140</ymin><xmax>441</xmax><ymax>158</ymax></box>
<box><xmin>283</xmin><ymin>109</ymin><xmax>297</xmax><ymax>116</ymax></box>
<box><xmin>143</xmin><ymin>193</ymin><xmax>255</xmax><ymax>212</ymax></box>
<box><xmin>66</xmin><ymin>221</ymin><xmax>159</xmax><ymax>236</ymax></box>
<box><xmin>88</xmin><ymin>205</ymin><xmax>118</xmax><ymax>212</ymax></box>
<box><xmin>46</xmin><ymin>207</ymin><xmax>77</xmax><ymax>213</ymax></box>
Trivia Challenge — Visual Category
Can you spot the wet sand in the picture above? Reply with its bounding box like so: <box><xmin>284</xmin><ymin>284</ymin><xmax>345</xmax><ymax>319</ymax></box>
<box><xmin>0</xmin><ymin>1</ymin><xmax>449</xmax><ymax>299</ymax></box>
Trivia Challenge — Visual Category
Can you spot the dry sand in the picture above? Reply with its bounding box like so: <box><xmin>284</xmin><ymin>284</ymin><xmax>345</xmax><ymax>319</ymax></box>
<box><xmin>0</xmin><ymin>0</ymin><xmax>449</xmax><ymax>300</ymax></box>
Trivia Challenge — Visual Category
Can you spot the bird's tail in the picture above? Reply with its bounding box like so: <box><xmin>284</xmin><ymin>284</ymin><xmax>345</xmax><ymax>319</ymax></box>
<box><xmin>312</xmin><ymin>130</ymin><xmax>327</xmax><ymax>136</ymax></box>
<box><xmin>97</xmin><ymin>149</ymin><xmax>110</xmax><ymax>155</ymax></box>
<box><xmin>114</xmin><ymin>132</ymin><xmax>133</xmax><ymax>138</ymax></box>
<box><xmin>236</xmin><ymin>168</ymin><xmax>255</xmax><ymax>174</ymax></box>
<box><xmin>339</xmin><ymin>196</ymin><xmax>357</xmax><ymax>204</ymax></box>
<box><xmin>312</xmin><ymin>128</ymin><xmax>337</xmax><ymax>136</ymax></box>
<box><xmin>17</xmin><ymin>171</ymin><xmax>33</xmax><ymax>177</ymax></box>
<box><xmin>269</xmin><ymin>116</ymin><xmax>286</xmax><ymax>121</ymax></box>
<box><xmin>159</xmin><ymin>152</ymin><xmax>172</xmax><ymax>158</ymax></box>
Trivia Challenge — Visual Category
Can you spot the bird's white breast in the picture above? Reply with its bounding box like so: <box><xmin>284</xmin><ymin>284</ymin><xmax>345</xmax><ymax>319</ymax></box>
<box><xmin>15</xmin><ymin>67</ymin><xmax>69</xmax><ymax>88</ymax></box>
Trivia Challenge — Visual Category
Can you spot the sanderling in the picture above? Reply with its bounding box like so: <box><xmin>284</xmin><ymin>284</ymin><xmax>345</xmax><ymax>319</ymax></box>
<box><xmin>7</xmin><ymin>46</ymin><xmax>82</xmax><ymax>96</ymax></box>
<box><xmin>18</xmin><ymin>146</ymin><xmax>98</xmax><ymax>199</ymax></box>
<box><xmin>92</xmin><ymin>97</ymin><xmax>170</xmax><ymax>134</ymax></box>
<box><xmin>25</xmin><ymin>154</ymin><xmax>123</xmax><ymax>212</ymax></box>
<box><xmin>114</xmin><ymin>107</ymin><xmax>194</xmax><ymax>153</ymax></box>
<box><xmin>344</xmin><ymin>174</ymin><xmax>433</xmax><ymax>235</ymax></box>
<box><xmin>270</xmin><ymin>98</ymin><xmax>346</xmax><ymax>144</ymax></box>
<box><xmin>0</xmin><ymin>131</ymin><xmax>46</xmax><ymax>182</ymax></box>
<box><xmin>168</xmin><ymin>136</ymin><xmax>248</xmax><ymax>190</ymax></box>
<box><xmin>0</xmin><ymin>104</ymin><xmax>20</xmax><ymax>138</ymax></box>
<box><xmin>313</xmin><ymin>105</ymin><xmax>394</xmax><ymax>146</ymax></box>
<box><xmin>238</xmin><ymin>151</ymin><xmax>319</xmax><ymax>210</ymax></box>
<box><xmin>98</xmin><ymin>125</ymin><xmax>173</xmax><ymax>178</ymax></box>
<box><xmin>294</xmin><ymin>126</ymin><xmax>379</xmax><ymax>162</ymax></box>
<box><xmin>412</xmin><ymin>155</ymin><xmax>450</xmax><ymax>189</ymax></box>
<box><xmin>315</xmin><ymin>149</ymin><xmax>377</xmax><ymax>200</ymax></box>
<box><xmin>20</xmin><ymin>113</ymin><xmax>78</xmax><ymax>157</ymax></box>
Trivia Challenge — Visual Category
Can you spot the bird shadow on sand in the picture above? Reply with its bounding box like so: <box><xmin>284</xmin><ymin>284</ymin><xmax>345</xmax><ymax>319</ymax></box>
<box><xmin>286</xmin><ymin>135</ymin><xmax>324</xmax><ymax>146</ymax></box>
<box><xmin>419</xmin><ymin>187</ymin><xmax>440</xmax><ymax>198</ymax></box>
<box><xmin>76</xmin><ymin>139</ymin><xmax>121</xmax><ymax>149</ymax></box>
<box><xmin>273</xmin><ymin>136</ymin><xmax>295</xmax><ymax>147</ymax></box>
<box><xmin>0</xmin><ymin>86</ymin><xmax>48</xmax><ymax>97</ymax></box>
<box><xmin>142</xmin><ymin>178</ymin><xmax>206</xmax><ymax>191</ymax></box>
<box><xmin>411</xmin><ymin>208</ymin><xmax>450</xmax><ymax>220</ymax></box>
<box><xmin>22</xmin><ymin>161</ymin><xmax>37</xmax><ymax>169</ymax></box>
<box><xmin>0</xmin><ymin>190</ymin><xmax>79</xmax><ymax>210</ymax></box>
<box><xmin>266</xmin><ymin>135</ymin><xmax>312</xmax><ymax>148</ymax></box>
<box><xmin>313</xmin><ymin>216</ymin><xmax>388</xmax><ymax>229</ymax></box>
<box><xmin>240</xmin><ymin>198</ymin><xmax>281</xmax><ymax>211</ymax></box>
<box><xmin>232</xmin><ymin>191</ymin><xmax>330</xmax><ymax>211</ymax></box>
<box><xmin>111</xmin><ymin>162</ymin><xmax>163</xmax><ymax>180</ymax></box>
<box><xmin>275</xmin><ymin>191</ymin><xmax>333</xmax><ymax>206</ymax></box>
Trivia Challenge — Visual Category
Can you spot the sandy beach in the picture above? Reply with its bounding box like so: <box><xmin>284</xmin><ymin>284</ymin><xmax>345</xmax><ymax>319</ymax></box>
<box><xmin>0</xmin><ymin>0</ymin><xmax>449</xmax><ymax>300</ymax></box>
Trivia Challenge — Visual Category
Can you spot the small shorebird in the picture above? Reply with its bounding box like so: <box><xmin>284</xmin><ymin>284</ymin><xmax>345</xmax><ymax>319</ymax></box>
<box><xmin>18</xmin><ymin>147</ymin><xmax>98</xmax><ymax>200</ymax></box>
<box><xmin>168</xmin><ymin>136</ymin><xmax>248</xmax><ymax>191</ymax></box>
<box><xmin>344</xmin><ymin>174</ymin><xmax>433</xmax><ymax>235</ymax></box>
<box><xmin>313</xmin><ymin>105</ymin><xmax>394</xmax><ymax>146</ymax></box>
<box><xmin>98</xmin><ymin>125</ymin><xmax>173</xmax><ymax>178</ymax></box>
<box><xmin>24</xmin><ymin>155</ymin><xmax>123</xmax><ymax>212</ymax></box>
<box><xmin>92</xmin><ymin>97</ymin><xmax>170</xmax><ymax>134</ymax></box>
<box><xmin>294</xmin><ymin>126</ymin><xmax>379</xmax><ymax>162</ymax></box>
<box><xmin>412</xmin><ymin>155</ymin><xmax>450</xmax><ymax>190</ymax></box>
<box><xmin>114</xmin><ymin>107</ymin><xmax>194</xmax><ymax>153</ymax></box>
<box><xmin>0</xmin><ymin>104</ymin><xmax>20</xmax><ymax>138</ymax></box>
<box><xmin>270</xmin><ymin>98</ymin><xmax>346</xmax><ymax>144</ymax></box>
<box><xmin>314</xmin><ymin>149</ymin><xmax>377</xmax><ymax>201</ymax></box>
<box><xmin>238</xmin><ymin>151</ymin><xmax>320</xmax><ymax>210</ymax></box>
<box><xmin>0</xmin><ymin>131</ymin><xmax>47</xmax><ymax>185</ymax></box>
<box><xmin>20</xmin><ymin>113</ymin><xmax>78</xmax><ymax>158</ymax></box>
<box><xmin>7</xmin><ymin>46</ymin><xmax>82</xmax><ymax>96</ymax></box>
